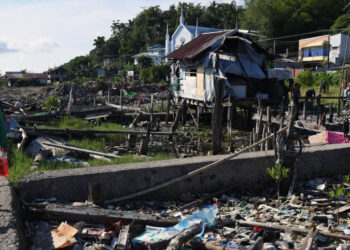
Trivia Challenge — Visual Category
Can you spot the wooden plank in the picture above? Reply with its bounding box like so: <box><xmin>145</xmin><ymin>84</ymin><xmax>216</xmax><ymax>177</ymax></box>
<box><xmin>27</xmin><ymin>204</ymin><xmax>178</xmax><ymax>227</ymax></box>
<box><xmin>196</xmin><ymin>66</ymin><xmax>204</xmax><ymax>97</ymax></box>
<box><xmin>116</xmin><ymin>224</ymin><xmax>131</xmax><ymax>250</ymax></box>
<box><xmin>22</xmin><ymin>127</ymin><xmax>179</xmax><ymax>136</ymax></box>
<box><xmin>42</xmin><ymin>142</ymin><xmax>120</xmax><ymax>158</ymax></box>
<box><xmin>237</xmin><ymin>220</ymin><xmax>350</xmax><ymax>241</ymax></box>
<box><xmin>300</xmin><ymin>228</ymin><xmax>319</xmax><ymax>250</ymax></box>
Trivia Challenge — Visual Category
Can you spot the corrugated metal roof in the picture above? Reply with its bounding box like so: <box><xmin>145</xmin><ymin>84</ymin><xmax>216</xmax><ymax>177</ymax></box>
<box><xmin>6</xmin><ymin>72</ymin><xmax>47</xmax><ymax>79</ymax></box>
<box><xmin>166</xmin><ymin>31</ymin><xmax>231</xmax><ymax>60</ymax></box>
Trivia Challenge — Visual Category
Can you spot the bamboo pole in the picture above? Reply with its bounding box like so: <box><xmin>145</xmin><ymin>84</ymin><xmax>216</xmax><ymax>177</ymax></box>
<box><xmin>337</xmin><ymin>27</ymin><xmax>350</xmax><ymax>116</ymax></box>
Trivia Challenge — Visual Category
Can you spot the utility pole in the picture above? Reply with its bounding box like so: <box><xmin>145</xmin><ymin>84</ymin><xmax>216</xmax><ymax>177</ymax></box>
<box><xmin>337</xmin><ymin>27</ymin><xmax>350</xmax><ymax>116</ymax></box>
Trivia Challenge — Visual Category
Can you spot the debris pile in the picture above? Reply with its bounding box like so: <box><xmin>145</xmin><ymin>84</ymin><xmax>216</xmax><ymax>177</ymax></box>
<box><xmin>25</xmin><ymin>176</ymin><xmax>350</xmax><ymax>249</ymax></box>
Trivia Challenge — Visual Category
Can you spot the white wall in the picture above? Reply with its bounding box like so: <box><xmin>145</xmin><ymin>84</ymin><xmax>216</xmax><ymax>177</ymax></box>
<box><xmin>330</xmin><ymin>33</ymin><xmax>350</xmax><ymax>66</ymax></box>
<box><xmin>171</xmin><ymin>26</ymin><xmax>193</xmax><ymax>53</ymax></box>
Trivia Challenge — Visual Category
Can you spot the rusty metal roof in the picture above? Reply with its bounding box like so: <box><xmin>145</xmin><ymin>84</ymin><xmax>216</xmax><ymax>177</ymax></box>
<box><xmin>166</xmin><ymin>31</ymin><xmax>231</xmax><ymax>60</ymax></box>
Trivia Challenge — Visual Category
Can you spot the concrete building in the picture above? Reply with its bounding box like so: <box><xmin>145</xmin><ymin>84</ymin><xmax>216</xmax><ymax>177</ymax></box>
<box><xmin>132</xmin><ymin>44</ymin><xmax>165</xmax><ymax>65</ymax></box>
<box><xmin>298</xmin><ymin>33</ymin><xmax>350</xmax><ymax>68</ymax></box>
<box><xmin>329</xmin><ymin>33</ymin><xmax>350</xmax><ymax>66</ymax></box>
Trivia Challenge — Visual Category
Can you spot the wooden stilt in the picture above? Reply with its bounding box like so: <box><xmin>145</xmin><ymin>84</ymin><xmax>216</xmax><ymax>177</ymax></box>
<box><xmin>227</xmin><ymin>103</ymin><xmax>233</xmax><ymax>143</ymax></box>
<box><xmin>196</xmin><ymin>104</ymin><xmax>200</xmax><ymax>130</ymax></box>
<box><xmin>120</xmin><ymin>89</ymin><xmax>123</xmax><ymax>111</ymax></box>
<box><xmin>150</xmin><ymin>94</ymin><xmax>154</xmax><ymax>123</ymax></box>
<box><xmin>303</xmin><ymin>98</ymin><xmax>307</xmax><ymax>120</ymax></box>
<box><xmin>212</xmin><ymin>79</ymin><xmax>225</xmax><ymax>155</ymax></box>
<box><xmin>166</xmin><ymin>92</ymin><xmax>171</xmax><ymax>124</ymax></box>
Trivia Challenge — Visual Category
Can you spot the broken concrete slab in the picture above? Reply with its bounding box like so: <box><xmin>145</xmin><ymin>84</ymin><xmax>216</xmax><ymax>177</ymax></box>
<box><xmin>0</xmin><ymin>177</ymin><xmax>26</xmax><ymax>250</ymax></box>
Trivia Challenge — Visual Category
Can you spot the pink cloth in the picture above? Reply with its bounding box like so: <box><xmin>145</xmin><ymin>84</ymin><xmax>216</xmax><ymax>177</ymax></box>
<box><xmin>325</xmin><ymin>131</ymin><xmax>349</xmax><ymax>144</ymax></box>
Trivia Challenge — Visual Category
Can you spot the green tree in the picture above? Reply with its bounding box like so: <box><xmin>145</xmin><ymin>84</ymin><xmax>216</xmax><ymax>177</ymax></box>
<box><xmin>137</xmin><ymin>56</ymin><xmax>153</xmax><ymax>69</ymax></box>
<box><xmin>64</xmin><ymin>56</ymin><xmax>95</xmax><ymax>80</ymax></box>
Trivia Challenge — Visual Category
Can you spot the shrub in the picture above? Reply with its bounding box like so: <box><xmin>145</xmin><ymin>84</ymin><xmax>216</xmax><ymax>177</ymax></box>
<box><xmin>14</xmin><ymin>78</ymin><xmax>43</xmax><ymax>87</ymax></box>
<box><xmin>295</xmin><ymin>70</ymin><xmax>313</xmax><ymax>87</ymax></box>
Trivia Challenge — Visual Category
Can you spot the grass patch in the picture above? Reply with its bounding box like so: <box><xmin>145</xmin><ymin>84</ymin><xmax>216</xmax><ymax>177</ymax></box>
<box><xmin>6</xmin><ymin>143</ymin><xmax>175</xmax><ymax>185</ymax></box>
<box><xmin>69</xmin><ymin>137</ymin><xmax>106</xmax><ymax>152</ymax></box>
<box><xmin>301</xmin><ymin>85</ymin><xmax>341</xmax><ymax>106</ymax></box>
<box><xmin>40</xmin><ymin>117</ymin><xmax>127</xmax><ymax>147</ymax></box>
<box><xmin>40</xmin><ymin>117</ymin><xmax>127</xmax><ymax>131</ymax></box>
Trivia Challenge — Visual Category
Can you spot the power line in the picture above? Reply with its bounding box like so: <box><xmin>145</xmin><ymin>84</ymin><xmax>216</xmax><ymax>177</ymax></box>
<box><xmin>260</xmin><ymin>28</ymin><xmax>350</xmax><ymax>41</ymax></box>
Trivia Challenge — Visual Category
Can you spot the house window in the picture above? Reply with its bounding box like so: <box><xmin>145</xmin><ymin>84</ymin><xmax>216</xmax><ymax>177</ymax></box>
<box><xmin>190</xmin><ymin>68</ymin><xmax>197</xmax><ymax>77</ymax></box>
<box><xmin>303</xmin><ymin>48</ymin><xmax>310</xmax><ymax>57</ymax></box>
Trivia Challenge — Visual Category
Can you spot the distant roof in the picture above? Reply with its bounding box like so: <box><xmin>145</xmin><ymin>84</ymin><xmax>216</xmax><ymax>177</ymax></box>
<box><xmin>148</xmin><ymin>44</ymin><xmax>165</xmax><ymax>50</ymax></box>
<box><xmin>5</xmin><ymin>72</ymin><xmax>48</xmax><ymax>79</ymax></box>
<box><xmin>132</xmin><ymin>51</ymin><xmax>164</xmax><ymax>58</ymax></box>
<box><xmin>185</xmin><ymin>25</ymin><xmax>222</xmax><ymax>35</ymax></box>
<box><xmin>49</xmin><ymin>65</ymin><xmax>67</xmax><ymax>72</ymax></box>
<box><xmin>166</xmin><ymin>31</ymin><xmax>230</xmax><ymax>60</ymax></box>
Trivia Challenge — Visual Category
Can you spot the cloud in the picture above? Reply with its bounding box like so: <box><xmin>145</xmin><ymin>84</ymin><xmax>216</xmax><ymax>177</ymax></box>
<box><xmin>0</xmin><ymin>0</ymin><xmax>237</xmax><ymax>72</ymax></box>
<box><xmin>0</xmin><ymin>41</ymin><xmax>17</xmax><ymax>54</ymax></box>
<box><xmin>0</xmin><ymin>37</ymin><xmax>58</xmax><ymax>54</ymax></box>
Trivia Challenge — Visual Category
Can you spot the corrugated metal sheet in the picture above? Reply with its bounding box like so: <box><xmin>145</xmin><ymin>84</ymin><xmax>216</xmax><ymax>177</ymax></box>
<box><xmin>166</xmin><ymin>31</ymin><xmax>230</xmax><ymax>60</ymax></box>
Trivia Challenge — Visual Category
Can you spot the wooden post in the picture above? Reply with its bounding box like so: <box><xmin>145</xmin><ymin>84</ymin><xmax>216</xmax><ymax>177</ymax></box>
<box><xmin>182</xmin><ymin>101</ymin><xmax>187</xmax><ymax>126</ymax></box>
<box><xmin>260</xmin><ymin>124</ymin><xmax>266</xmax><ymax>151</ymax></box>
<box><xmin>161</xmin><ymin>96</ymin><xmax>164</xmax><ymax>112</ymax></box>
<box><xmin>67</xmin><ymin>86</ymin><xmax>74</xmax><ymax>116</ymax></box>
<box><xmin>212</xmin><ymin>79</ymin><xmax>225</xmax><ymax>155</ymax></box>
<box><xmin>166</xmin><ymin>92</ymin><xmax>171</xmax><ymax>124</ymax></box>
<box><xmin>227</xmin><ymin>103</ymin><xmax>233</xmax><ymax>143</ymax></box>
<box><xmin>266</xmin><ymin>106</ymin><xmax>271</xmax><ymax>149</ymax></box>
<box><xmin>88</xmin><ymin>182</ymin><xmax>104</xmax><ymax>207</ymax></box>
<box><xmin>303</xmin><ymin>98</ymin><xmax>307</xmax><ymax>120</ymax></box>
<box><xmin>138</xmin><ymin>123</ymin><xmax>151</xmax><ymax>155</ymax></box>
<box><xmin>120</xmin><ymin>88</ymin><xmax>123</xmax><ymax>111</ymax></box>
<box><xmin>196</xmin><ymin>104</ymin><xmax>200</xmax><ymax>130</ymax></box>
<box><xmin>150</xmin><ymin>94</ymin><xmax>154</xmax><ymax>123</ymax></box>
<box><xmin>93</xmin><ymin>96</ymin><xmax>96</xmax><ymax>106</ymax></box>
<box><xmin>338</xmin><ymin>27</ymin><xmax>350</xmax><ymax>116</ymax></box>
<box><xmin>171</xmin><ymin>99</ymin><xmax>186</xmax><ymax>133</ymax></box>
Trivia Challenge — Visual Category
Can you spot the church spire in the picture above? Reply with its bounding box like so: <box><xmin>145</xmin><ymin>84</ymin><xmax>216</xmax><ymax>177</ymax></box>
<box><xmin>180</xmin><ymin>3</ymin><xmax>184</xmax><ymax>25</ymax></box>
<box><xmin>165</xmin><ymin>23</ymin><xmax>170</xmax><ymax>60</ymax></box>
<box><xmin>195</xmin><ymin>18</ymin><xmax>199</xmax><ymax>37</ymax></box>
<box><xmin>166</xmin><ymin>23</ymin><xmax>169</xmax><ymax>39</ymax></box>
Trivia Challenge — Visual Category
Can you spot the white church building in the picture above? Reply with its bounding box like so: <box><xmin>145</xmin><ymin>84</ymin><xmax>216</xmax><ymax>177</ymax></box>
<box><xmin>165</xmin><ymin>7</ymin><xmax>222</xmax><ymax>61</ymax></box>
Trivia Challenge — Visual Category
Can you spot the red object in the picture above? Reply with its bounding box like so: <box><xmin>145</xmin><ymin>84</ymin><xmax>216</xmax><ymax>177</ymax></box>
<box><xmin>342</xmin><ymin>82</ymin><xmax>347</xmax><ymax>88</ymax></box>
<box><xmin>138</xmin><ymin>98</ymin><xmax>143</xmax><ymax>105</ymax></box>
<box><xmin>215</xmin><ymin>198</ymin><xmax>219</xmax><ymax>205</ymax></box>
<box><xmin>254</xmin><ymin>226</ymin><xmax>262</xmax><ymax>232</ymax></box>
<box><xmin>0</xmin><ymin>157</ymin><xmax>8</xmax><ymax>177</ymax></box>
<box><xmin>160</xmin><ymin>86</ymin><xmax>166</xmax><ymax>91</ymax></box>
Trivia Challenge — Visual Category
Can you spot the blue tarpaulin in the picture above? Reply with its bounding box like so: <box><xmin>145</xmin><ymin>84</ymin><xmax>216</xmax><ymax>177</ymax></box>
<box><xmin>133</xmin><ymin>205</ymin><xmax>218</xmax><ymax>244</ymax></box>
<box><xmin>219</xmin><ymin>53</ymin><xmax>266</xmax><ymax>79</ymax></box>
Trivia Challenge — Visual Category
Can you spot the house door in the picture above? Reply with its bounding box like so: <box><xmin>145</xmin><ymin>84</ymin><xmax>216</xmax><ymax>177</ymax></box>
<box><xmin>196</xmin><ymin>66</ymin><xmax>204</xmax><ymax>97</ymax></box>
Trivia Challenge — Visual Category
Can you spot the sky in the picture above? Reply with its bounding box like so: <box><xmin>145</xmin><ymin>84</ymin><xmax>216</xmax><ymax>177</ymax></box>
<box><xmin>0</xmin><ymin>0</ymin><xmax>244</xmax><ymax>74</ymax></box>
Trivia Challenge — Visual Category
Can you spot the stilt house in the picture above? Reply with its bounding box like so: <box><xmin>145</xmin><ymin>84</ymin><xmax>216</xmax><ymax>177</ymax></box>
<box><xmin>166</xmin><ymin>30</ymin><xmax>279</xmax><ymax>104</ymax></box>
